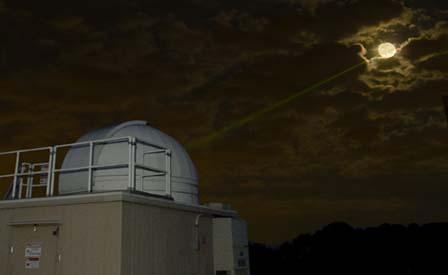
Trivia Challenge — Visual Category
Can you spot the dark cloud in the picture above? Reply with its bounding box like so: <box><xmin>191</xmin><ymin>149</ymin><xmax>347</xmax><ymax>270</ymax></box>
<box><xmin>0</xmin><ymin>0</ymin><xmax>447</xmax><ymax>243</ymax></box>
<box><xmin>405</xmin><ymin>0</ymin><xmax>448</xmax><ymax>9</ymax></box>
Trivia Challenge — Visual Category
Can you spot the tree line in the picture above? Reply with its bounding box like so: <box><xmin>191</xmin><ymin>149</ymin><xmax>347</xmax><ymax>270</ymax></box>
<box><xmin>250</xmin><ymin>222</ymin><xmax>448</xmax><ymax>275</ymax></box>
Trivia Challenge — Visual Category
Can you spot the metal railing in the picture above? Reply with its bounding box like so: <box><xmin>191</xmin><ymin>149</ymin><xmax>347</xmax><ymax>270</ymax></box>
<box><xmin>0</xmin><ymin>136</ymin><xmax>172</xmax><ymax>200</ymax></box>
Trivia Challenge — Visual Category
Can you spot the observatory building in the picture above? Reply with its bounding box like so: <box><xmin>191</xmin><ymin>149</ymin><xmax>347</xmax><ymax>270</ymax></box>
<box><xmin>0</xmin><ymin>121</ymin><xmax>250</xmax><ymax>275</ymax></box>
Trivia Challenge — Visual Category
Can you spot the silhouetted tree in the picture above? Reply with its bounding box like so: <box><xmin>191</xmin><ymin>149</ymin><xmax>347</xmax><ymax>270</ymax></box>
<box><xmin>250</xmin><ymin>222</ymin><xmax>448</xmax><ymax>275</ymax></box>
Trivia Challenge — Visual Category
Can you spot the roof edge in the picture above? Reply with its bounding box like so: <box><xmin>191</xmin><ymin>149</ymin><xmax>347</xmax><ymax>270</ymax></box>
<box><xmin>105</xmin><ymin>120</ymin><xmax>148</xmax><ymax>138</ymax></box>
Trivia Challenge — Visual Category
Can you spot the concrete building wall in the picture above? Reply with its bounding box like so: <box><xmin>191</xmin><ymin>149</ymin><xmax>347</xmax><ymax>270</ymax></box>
<box><xmin>0</xmin><ymin>199</ymin><xmax>122</xmax><ymax>275</ymax></box>
<box><xmin>121</xmin><ymin>201</ymin><xmax>214</xmax><ymax>275</ymax></box>
<box><xmin>213</xmin><ymin>218</ymin><xmax>235</xmax><ymax>273</ymax></box>
<box><xmin>212</xmin><ymin>218</ymin><xmax>250</xmax><ymax>275</ymax></box>
<box><xmin>232</xmin><ymin>219</ymin><xmax>250</xmax><ymax>275</ymax></box>
<box><xmin>0</xmin><ymin>192</ymin><xmax>237</xmax><ymax>275</ymax></box>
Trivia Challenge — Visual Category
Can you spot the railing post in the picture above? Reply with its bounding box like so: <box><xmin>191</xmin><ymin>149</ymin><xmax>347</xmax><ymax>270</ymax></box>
<box><xmin>26</xmin><ymin>164</ymin><xmax>35</xmax><ymax>199</ymax></box>
<box><xmin>50</xmin><ymin>147</ymin><xmax>57</xmax><ymax>196</ymax></box>
<box><xmin>46</xmin><ymin>147</ymin><xmax>54</xmax><ymax>196</ymax></box>
<box><xmin>165</xmin><ymin>149</ymin><xmax>172</xmax><ymax>197</ymax></box>
<box><xmin>87</xmin><ymin>141</ymin><xmax>94</xmax><ymax>193</ymax></box>
<box><xmin>128</xmin><ymin>137</ymin><xmax>136</xmax><ymax>191</ymax></box>
<box><xmin>11</xmin><ymin>152</ymin><xmax>20</xmax><ymax>199</ymax></box>
<box><xmin>131</xmin><ymin>138</ymin><xmax>136</xmax><ymax>191</ymax></box>
<box><xmin>128</xmin><ymin>137</ymin><xmax>132</xmax><ymax>190</ymax></box>
<box><xmin>18</xmin><ymin>164</ymin><xmax>26</xmax><ymax>199</ymax></box>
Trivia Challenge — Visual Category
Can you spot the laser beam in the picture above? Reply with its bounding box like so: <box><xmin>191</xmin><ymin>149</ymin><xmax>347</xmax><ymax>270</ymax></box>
<box><xmin>187</xmin><ymin>48</ymin><xmax>448</xmax><ymax>150</ymax></box>
<box><xmin>187</xmin><ymin>61</ymin><xmax>366</xmax><ymax>150</ymax></box>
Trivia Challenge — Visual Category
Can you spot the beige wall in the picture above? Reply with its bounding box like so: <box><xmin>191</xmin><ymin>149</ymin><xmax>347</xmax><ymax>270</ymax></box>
<box><xmin>0</xmin><ymin>201</ymin><xmax>122</xmax><ymax>275</ymax></box>
<box><xmin>121</xmin><ymin>201</ymin><xmax>214</xmax><ymax>275</ymax></box>
<box><xmin>0</xmin><ymin>193</ymin><xmax>226</xmax><ymax>275</ymax></box>
<box><xmin>212</xmin><ymin>218</ymin><xmax>250</xmax><ymax>275</ymax></box>
<box><xmin>213</xmin><ymin>218</ymin><xmax>234</xmax><ymax>273</ymax></box>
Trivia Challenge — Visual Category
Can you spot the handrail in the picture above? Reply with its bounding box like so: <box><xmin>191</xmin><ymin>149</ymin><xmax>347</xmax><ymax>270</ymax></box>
<box><xmin>0</xmin><ymin>146</ymin><xmax>53</xmax><ymax>156</ymax></box>
<box><xmin>135</xmin><ymin>138</ymin><xmax>166</xmax><ymax>150</ymax></box>
<box><xmin>54</xmin><ymin>136</ymin><xmax>133</xmax><ymax>149</ymax></box>
<box><xmin>0</xmin><ymin>170</ymin><xmax>50</xmax><ymax>178</ymax></box>
<box><xmin>0</xmin><ymin>136</ymin><xmax>172</xmax><ymax>200</ymax></box>
<box><xmin>55</xmin><ymin>163</ymin><xmax>130</xmax><ymax>173</ymax></box>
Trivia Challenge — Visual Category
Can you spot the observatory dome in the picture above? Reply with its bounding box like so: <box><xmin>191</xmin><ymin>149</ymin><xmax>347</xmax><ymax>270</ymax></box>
<box><xmin>59</xmin><ymin>120</ymin><xmax>199</xmax><ymax>204</ymax></box>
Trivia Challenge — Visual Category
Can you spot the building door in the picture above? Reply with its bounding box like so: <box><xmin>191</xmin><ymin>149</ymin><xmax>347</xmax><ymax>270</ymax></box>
<box><xmin>8</xmin><ymin>224</ymin><xmax>59</xmax><ymax>275</ymax></box>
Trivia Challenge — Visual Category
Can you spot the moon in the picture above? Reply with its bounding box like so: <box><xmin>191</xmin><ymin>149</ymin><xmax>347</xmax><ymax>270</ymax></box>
<box><xmin>378</xmin><ymin>42</ymin><xmax>397</xmax><ymax>58</ymax></box>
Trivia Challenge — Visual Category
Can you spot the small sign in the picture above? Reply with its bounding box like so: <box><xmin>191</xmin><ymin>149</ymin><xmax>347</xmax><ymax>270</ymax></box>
<box><xmin>25</xmin><ymin>243</ymin><xmax>42</xmax><ymax>257</ymax></box>
<box><xmin>25</xmin><ymin>243</ymin><xmax>42</xmax><ymax>269</ymax></box>
<box><xmin>25</xmin><ymin>257</ymin><xmax>40</xmax><ymax>269</ymax></box>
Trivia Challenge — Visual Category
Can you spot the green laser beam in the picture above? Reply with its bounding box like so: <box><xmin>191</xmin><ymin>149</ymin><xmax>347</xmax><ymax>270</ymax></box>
<box><xmin>187</xmin><ymin>61</ymin><xmax>366</xmax><ymax>150</ymax></box>
<box><xmin>187</xmin><ymin>48</ymin><xmax>448</xmax><ymax>150</ymax></box>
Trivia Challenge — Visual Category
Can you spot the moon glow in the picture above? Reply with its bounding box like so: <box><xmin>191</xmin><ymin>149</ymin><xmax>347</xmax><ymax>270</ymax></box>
<box><xmin>378</xmin><ymin>42</ymin><xmax>397</xmax><ymax>58</ymax></box>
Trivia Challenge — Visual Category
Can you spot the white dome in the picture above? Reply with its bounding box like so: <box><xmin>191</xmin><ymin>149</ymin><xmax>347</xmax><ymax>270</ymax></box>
<box><xmin>59</xmin><ymin>120</ymin><xmax>199</xmax><ymax>204</ymax></box>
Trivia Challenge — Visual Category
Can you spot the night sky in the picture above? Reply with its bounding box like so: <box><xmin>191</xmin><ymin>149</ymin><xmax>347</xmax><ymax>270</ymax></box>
<box><xmin>1</xmin><ymin>0</ymin><xmax>448</xmax><ymax>244</ymax></box>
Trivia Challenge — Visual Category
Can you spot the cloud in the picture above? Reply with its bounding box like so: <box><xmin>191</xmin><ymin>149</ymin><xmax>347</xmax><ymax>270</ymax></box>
<box><xmin>339</xmin><ymin>5</ymin><xmax>448</xmax><ymax>96</ymax></box>
<box><xmin>405</xmin><ymin>0</ymin><xmax>448</xmax><ymax>9</ymax></box>
<box><xmin>359</xmin><ymin>56</ymin><xmax>448</xmax><ymax>94</ymax></box>
<box><xmin>0</xmin><ymin>0</ymin><xmax>448</xmax><ymax>243</ymax></box>
<box><xmin>368</xmin><ymin>107</ymin><xmax>446</xmax><ymax>140</ymax></box>
<box><xmin>211</xmin><ymin>10</ymin><xmax>270</xmax><ymax>32</ymax></box>
<box><xmin>0</xmin><ymin>1</ymin><xmax>6</xmax><ymax>12</ymax></box>
<box><xmin>292</xmin><ymin>0</ymin><xmax>330</xmax><ymax>13</ymax></box>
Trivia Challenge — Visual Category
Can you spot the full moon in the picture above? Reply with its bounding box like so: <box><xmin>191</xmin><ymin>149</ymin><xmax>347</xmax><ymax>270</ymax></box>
<box><xmin>378</xmin><ymin>42</ymin><xmax>397</xmax><ymax>58</ymax></box>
